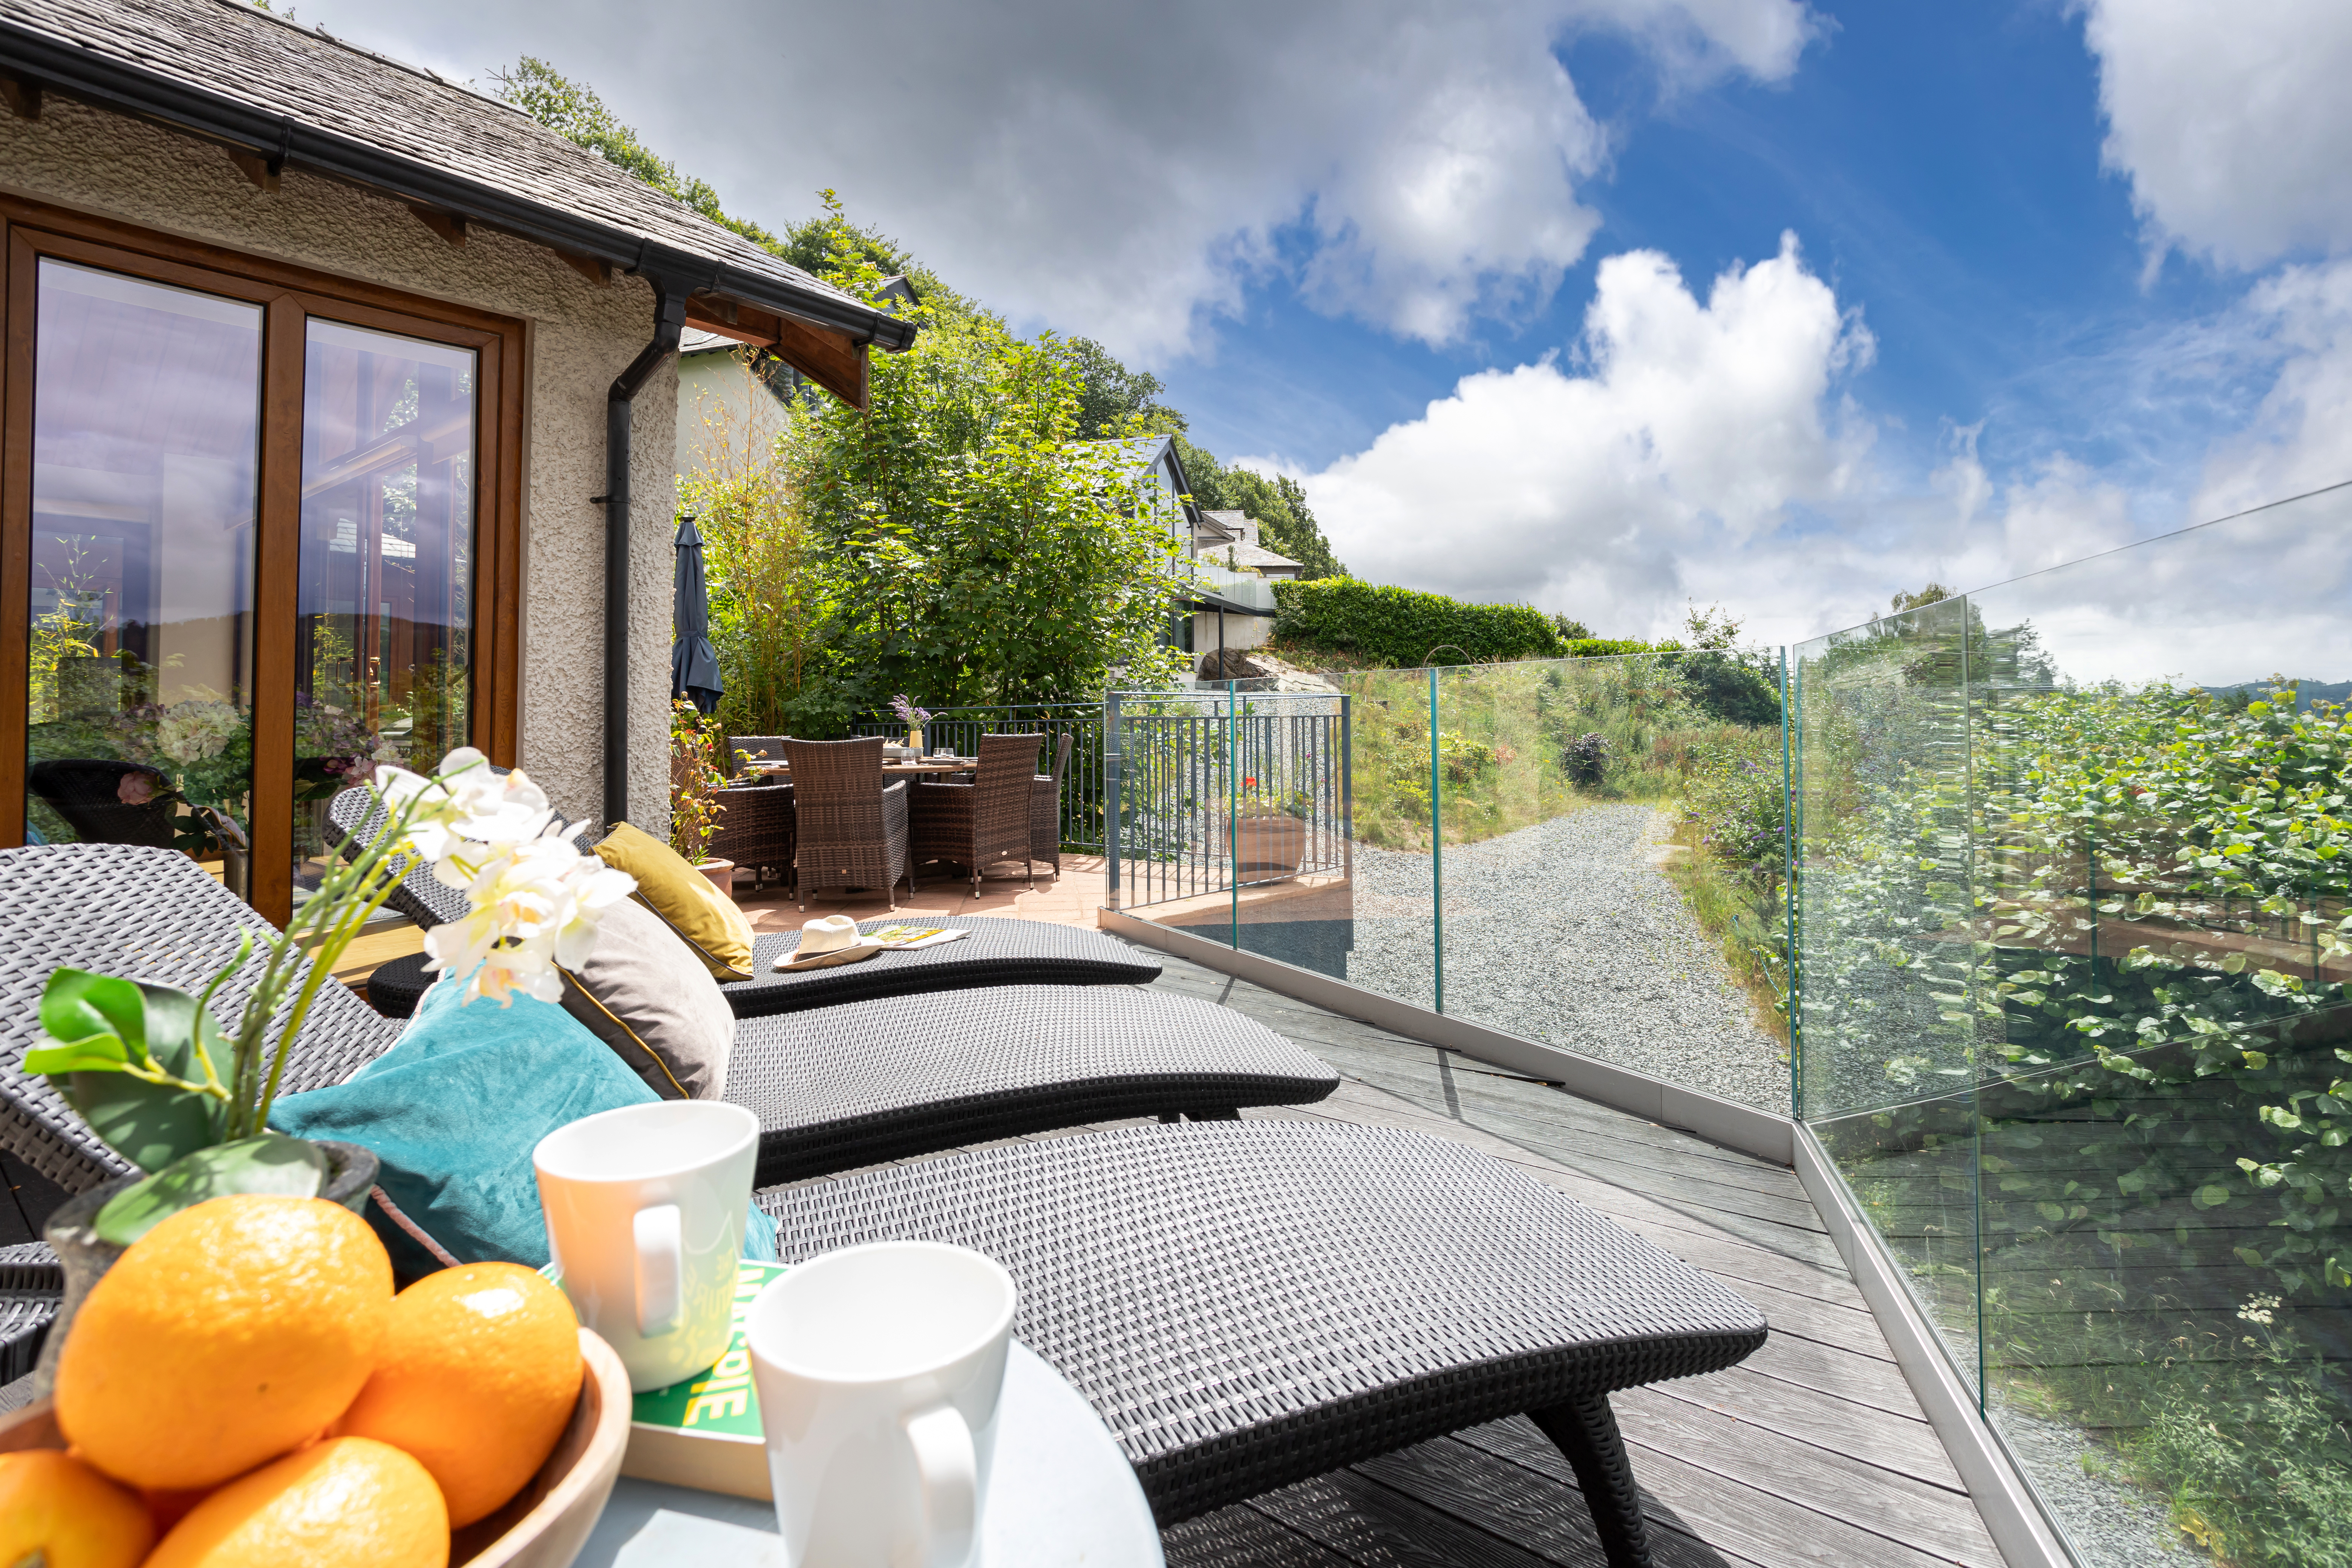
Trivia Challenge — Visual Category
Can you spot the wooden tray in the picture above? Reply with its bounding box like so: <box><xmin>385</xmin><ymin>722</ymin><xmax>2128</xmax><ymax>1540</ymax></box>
<box><xmin>1</xmin><ymin>1329</ymin><xmax>631</xmax><ymax>1568</ymax></box>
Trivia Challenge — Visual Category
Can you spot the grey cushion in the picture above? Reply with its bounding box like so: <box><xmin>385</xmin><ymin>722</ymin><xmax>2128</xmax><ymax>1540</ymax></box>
<box><xmin>556</xmin><ymin>897</ymin><xmax>736</xmax><ymax>1100</ymax></box>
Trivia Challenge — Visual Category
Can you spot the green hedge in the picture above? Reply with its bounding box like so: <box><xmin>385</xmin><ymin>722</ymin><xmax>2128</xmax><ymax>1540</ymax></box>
<box><xmin>1563</xmin><ymin>637</ymin><xmax>1669</xmax><ymax>658</ymax></box>
<box><xmin>1271</xmin><ymin>579</ymin><xmax>1565</xmax><ymax>666</ymax></box>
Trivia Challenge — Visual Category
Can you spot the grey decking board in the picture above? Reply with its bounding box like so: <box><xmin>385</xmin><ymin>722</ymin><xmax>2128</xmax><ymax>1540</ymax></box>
<box><xmin>1648</xmin><ymin>1366</ymin><xmax>1960</xmax><ymax>1491</ymax></box>
<box><xmin>1355</xmin><ymin>1439</ymin><xmax>1761</xmax><ymax>1568</ymax></box>
<box><xmin>1458</xmin><ymin>1419</ymin><xmax>1974</xmax><ymax>1568</ymax></box>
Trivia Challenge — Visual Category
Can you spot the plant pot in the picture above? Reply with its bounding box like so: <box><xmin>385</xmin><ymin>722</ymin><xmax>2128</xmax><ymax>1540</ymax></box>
<box><xmin>29</xmin><ymin>1139</ymin><xmax>377</xmax><ymax>1399</ymax></box>
<box><xmin>696</xmin><ymin>858</ymin><xmax>737</xmax><ymax>900</ymax></box>
<box><xmin>0</xmin><ymin>1328</ymin><xmax>629</xmax><ymax>1568</ymax></box>
<box><xmin>1234</xmin><ymin>816</ymin><xmax>1306</xmax><ymax>878</ymax></box>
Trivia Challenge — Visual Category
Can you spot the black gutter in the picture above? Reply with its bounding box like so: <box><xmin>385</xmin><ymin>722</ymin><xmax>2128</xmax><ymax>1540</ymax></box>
<box><xmin>603</xmin><ymin>288</ymin><xmax>689</xmax><ymax>830</ymax></box>
<box><xmin>0</xmin><ymin>18</ymin><xmax>916</xmax><ymax>352</ymax></box>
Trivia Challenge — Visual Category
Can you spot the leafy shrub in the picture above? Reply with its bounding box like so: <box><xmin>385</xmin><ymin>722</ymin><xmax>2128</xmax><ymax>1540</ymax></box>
<box><xmin>1681</xmin><ymin>730</ymin><xmax>1786</xmax><ymax>885</ymax></box>
<box><xmin>1564</xmin><ymin>637</ymin><xmax>1664</xmax><ymax>658</ymax></box>
<box><xmin>1563</xmin><ymin>732</ymin><xmax>1610</xmax><ymax>785</ymax></box>
<box><xmin>1676</xmin><ymin>650</ymin><xmax>1782</xmax><ymax>726</ymax></box>
<box><xmin>1272</xmin><ymin>579</ymin><xmax>1564</xmax><ymax>667</ymax></box>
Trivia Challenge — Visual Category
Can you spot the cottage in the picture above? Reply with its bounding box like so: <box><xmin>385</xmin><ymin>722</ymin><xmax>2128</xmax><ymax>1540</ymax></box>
<box><xmin>0</xmin><ymin>0</ymin><xmax>912</xmax><ymax>925</ymax></box>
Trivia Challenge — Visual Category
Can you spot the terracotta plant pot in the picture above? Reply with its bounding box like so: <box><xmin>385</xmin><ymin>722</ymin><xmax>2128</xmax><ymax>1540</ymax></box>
<box><xmin>0</xmin><ymin>1328</ymin><xmax>630</xmax><ymax>1568</ymax></box>
<box><xmin>30</xmin><ymin>1139</ymin><xmax>378</xmax><ymax>1398</ymax></box>
<box><xmin>696</xmin><ymin>858</ymin><xmax>736</xmax><ymax>900</ymax></box>
<box><xmin>1234</xmin><ymin>816</ymin><xmax>1306</xmax><ymax>877</ymax></box>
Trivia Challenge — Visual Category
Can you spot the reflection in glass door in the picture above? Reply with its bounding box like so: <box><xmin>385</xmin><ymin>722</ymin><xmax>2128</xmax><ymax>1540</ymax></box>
<box><xmin>24</xmin><ymin>259</ymin><xmax>262</xmax><ymax>897</ymax></box>
<box><xmin>293</xmin><ymin>319</ymin><xmax>475</xmax><ymax>905</ymax></box>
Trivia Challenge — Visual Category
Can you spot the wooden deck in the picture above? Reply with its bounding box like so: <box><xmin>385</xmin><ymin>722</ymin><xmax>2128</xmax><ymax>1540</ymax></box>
<box><xmin>1138</xmin><ymin>948</ymin><xmax>2003</xmax><ymax>1568</ymax></box>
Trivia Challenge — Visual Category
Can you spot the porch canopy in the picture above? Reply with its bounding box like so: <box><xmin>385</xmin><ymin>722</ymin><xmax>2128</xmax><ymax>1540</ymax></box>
<box><xmin>0</xmin><ymin>0</ymin><xmax>911</xmax><ymax>406</ymax></box>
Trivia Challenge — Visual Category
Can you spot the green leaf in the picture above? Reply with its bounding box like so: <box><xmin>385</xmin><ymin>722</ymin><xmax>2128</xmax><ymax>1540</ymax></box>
<box><xmin>38</xmin><ymin>968</ymin><xmax>155</xmax><ymax>1066</ymax></box>
<box><xmin>57</xmin><ymin>979</ymin><xmax>220</xmax><ymax>1174</ymax></box>
<box><xmin>2191</xmin><ymin>1184</ymin><xmax>2233</xmax><ymax>1210</ymax></box>
<box><xmin>92</xmin><ymin>1134</ymin><xmax>326</xmax><ymax>1246</ymax></box>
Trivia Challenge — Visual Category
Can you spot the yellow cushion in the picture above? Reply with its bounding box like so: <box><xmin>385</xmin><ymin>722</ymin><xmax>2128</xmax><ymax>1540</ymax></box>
<box><xmin>593</xmin><ymin>822</ymin><xmax>755</xmax><ymax>982</ymax></box>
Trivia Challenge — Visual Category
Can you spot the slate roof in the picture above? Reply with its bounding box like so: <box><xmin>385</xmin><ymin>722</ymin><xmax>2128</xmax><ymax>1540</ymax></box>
<box><xmin>0</xmin><ymin>0</ymin><xmax>913</xmax><ymax>348</ymax></box>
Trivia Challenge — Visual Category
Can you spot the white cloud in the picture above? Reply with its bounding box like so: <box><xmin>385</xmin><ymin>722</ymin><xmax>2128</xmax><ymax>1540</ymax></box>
<box><xmin>304</xmin><ymin>0</ymin><xmax>1815</xmax><ymax>362</ymax></box>
<box><xmin>2080</xmin><ymin>0</ymin><xmax>2352</xmax><ymax>270</ymax></box>
<box><xmin>2079</xmin><ymin>1</ymin><xmax>2352</xmax><ymax>523</ymax></box>
<box><xmin>1291</xmin><ymin>233</ymin><xmax>1870</xmax><ymax>639</ymax></box>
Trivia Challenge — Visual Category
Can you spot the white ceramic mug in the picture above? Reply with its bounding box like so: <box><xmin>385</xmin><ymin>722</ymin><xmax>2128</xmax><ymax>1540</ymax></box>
<box><xmin>747</xmin><ymin>1242</ymin><xmax>1017</xmax><ymax>1568</ymax></box>
<box><xmin>534</xmin><ymin>1100</ymin><xmax>760</xmax><ymax>1392</ymax></box>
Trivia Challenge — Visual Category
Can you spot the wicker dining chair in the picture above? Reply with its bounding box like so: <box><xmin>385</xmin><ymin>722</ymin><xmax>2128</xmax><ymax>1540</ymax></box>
<box><xmin>912</xmin><ymin>733</ymin><xmax>1038</xmax><ymax>894</ymax></box>
<box><xmin>784</xmin><ymin>737</ymin><xmax>909</xmax><ymax>911</ymax></box>
<box><xmin>1031</xmin><ymin>731</ymin><xmax>1072</xmax><ymax>880</ymax></box>
<box><xmin>706</xmin><ymin>780</ymin><xmax>795</xmax><ymax>892</ymax></box>
<box><xmin>725</xmin><ymin>733</ymin><xmax>789</xmax><ymax>784</ymax></box>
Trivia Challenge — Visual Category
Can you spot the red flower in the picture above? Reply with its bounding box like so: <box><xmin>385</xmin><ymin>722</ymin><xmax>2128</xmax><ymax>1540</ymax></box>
<box><xmin>1243</xmin><ymin>776</ymin><xmax>1257</xmax><ymax>787</ymax></box>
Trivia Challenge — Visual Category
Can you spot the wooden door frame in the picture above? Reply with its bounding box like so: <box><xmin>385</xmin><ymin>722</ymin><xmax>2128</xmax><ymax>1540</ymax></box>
<box><xmin>0</xmin><ymin>194</ymin><xmax>525</xmax><ymax>925</ymax></box>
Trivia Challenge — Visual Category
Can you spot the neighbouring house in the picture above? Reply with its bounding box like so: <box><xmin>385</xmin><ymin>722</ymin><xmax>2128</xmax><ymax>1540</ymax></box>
<box><xmin>0</xmin><ymin>0</ymin><xmax>914</xmax><ymax>928</ymax></box>
<box><xmin>1194</xmin><ymin>510</ymin><xmax>1303</xmax><ymax>578</ymax></box>
<box><xmin>674</xmin><ymin>328</ymin><xmax>805</xmax><ymax>480</ymax></box>
<box><xmin>1093</xmin><ymin>434</ymin><xmax>1279</xmax><ymax>663</ymax></box>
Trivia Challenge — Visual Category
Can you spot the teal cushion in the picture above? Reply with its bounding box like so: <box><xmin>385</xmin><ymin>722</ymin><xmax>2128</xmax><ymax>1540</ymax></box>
<box><xmin>273</xmin><ymin>977</ymin><xmax>777</xmax><ymax>1277</ymax></box>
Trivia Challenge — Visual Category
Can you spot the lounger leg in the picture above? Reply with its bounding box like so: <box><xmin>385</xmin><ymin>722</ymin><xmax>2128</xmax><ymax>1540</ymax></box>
<box><xmin>1530</xmin><ymin>1393</ymin><xmax>1653</xmax><ymax>1568</ymax></box>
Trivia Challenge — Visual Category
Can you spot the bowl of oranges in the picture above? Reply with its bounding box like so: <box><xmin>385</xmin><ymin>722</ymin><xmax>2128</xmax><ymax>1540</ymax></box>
<box><xmin>0</xmin><ymin>1193</ymin><xmax>630</xmax><ymax>1568</ymax></box>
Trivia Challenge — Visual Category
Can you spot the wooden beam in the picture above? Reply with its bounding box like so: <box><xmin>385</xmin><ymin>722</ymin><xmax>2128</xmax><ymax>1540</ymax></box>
<box><xmin>226</xmin><ymin>147</ymin><xmax>280</xmax><ymax>193</ymax></box>
<box><xmin>407</xmin><ymin>204</ymin><xmax>467</xmax><ymax>247</ymax></box>
<box><xmin>0</xmin><ymin>75</ymin><xmax>40</xmax><ymax>121</ymax></box>
<box><xmin>680</xmin><ymin>294</ymin><xmax>871</xmax><ymax>410</ymax></box>
<box><xmin>771</xmin><ymin>314</ymin><xmax>868</xmax><ymax>410</ymax></box>
<box><xmin>555</xmin><ymin>249</ymin><xmax>610</xmax><ymax>287</ymax></box>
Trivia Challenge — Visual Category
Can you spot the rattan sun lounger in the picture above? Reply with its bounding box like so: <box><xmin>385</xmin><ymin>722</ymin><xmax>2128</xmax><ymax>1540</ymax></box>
<box><xmin>762</xmin><ymin>1118</ymin><xmax>1769</xmax><ymax>1563</ymax></box>
<box><xmin>364</xmin><ymin>916</ymin><xmax>1164</xmax><ymax>1021</ymax></box>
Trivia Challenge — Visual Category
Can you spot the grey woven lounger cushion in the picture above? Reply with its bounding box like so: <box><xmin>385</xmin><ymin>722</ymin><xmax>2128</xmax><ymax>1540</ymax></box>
<box><xmin>0</xmin><ymin>844</ymin><xmax>403</xmax><ymax>1191</ymax></box>
<box><xmin>368</xmin><ymin>913</ymin><xmax>1163</xmax><ymax>1020</ymax></box>
<box><xmin>727</xmin><ymin>985</ymin><xmax>1339</xmax><ymax>1185</ymax></box>
<box><xmin>762</xmin><ymin>1118</ymin><xmax>1769</xmax><ymax>1528</ymax></box>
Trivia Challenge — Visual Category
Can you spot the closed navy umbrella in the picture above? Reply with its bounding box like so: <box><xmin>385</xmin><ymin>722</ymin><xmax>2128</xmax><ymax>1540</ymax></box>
<box><xmin>671</xmin><ymin>513</ymin><xmax>723</xmax><ymax>716</ymax></box>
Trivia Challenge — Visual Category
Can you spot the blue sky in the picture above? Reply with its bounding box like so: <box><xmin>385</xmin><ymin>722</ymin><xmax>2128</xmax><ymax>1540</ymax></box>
<box><xmin>1165</xmin><ymin>3</ymin><xmax>2252</xmax><ymax>522</ymax></box>
<box><xmin>306</xmin><ymin>0</ymin><xmax>2352</xmax><ymax>647</ymax></box>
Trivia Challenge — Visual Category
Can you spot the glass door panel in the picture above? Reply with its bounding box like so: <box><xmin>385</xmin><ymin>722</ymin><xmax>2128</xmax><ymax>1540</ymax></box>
<box><xmin>292</xmin><ymin>319</ymin><xmax>476</xmax><ymax>904</ymax></box>
<box><xmin>26</xmin><ymin>259</ymin><xmax>262</xmax><ymax>897</ymax></box>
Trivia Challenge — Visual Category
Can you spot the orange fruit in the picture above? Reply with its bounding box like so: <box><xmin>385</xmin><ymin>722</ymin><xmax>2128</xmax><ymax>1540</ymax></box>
<box><xmin>55</xmin><ymin>1194</ymin><xmax>393</xmax><ymax>1490</ymax></box>
<box><xmin>336</xmin><ymin>1262</ymin><xmax>583</xmax><ymax>1526</ymax></box>
<box><xmin>142</xmin><ymin>1436</ymin><xmax>446</xmax><ymax>1568</ymax></box>
<box><xmin>0</xmin><ymin>1449</ymin><xmax>155</xmax><ymax>1568</ymax></box>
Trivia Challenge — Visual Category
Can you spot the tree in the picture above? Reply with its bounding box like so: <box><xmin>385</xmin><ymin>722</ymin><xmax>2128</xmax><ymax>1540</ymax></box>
<box><xmin>781</xmin><ymin>202</ymin><xmax>1188</xmax><ymax>716</ymax></box>
<box><xmin>1064</xmin><ymin>338</ymin><xmax>1185</xmax><ymax>438</ymax></box>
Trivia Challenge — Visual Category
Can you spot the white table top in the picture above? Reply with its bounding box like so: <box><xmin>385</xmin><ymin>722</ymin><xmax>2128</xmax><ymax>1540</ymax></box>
<box><xmin>572</xmin><ymin>1341</ymin><xmax>1165</xmax><ymax>1567</ymax></box>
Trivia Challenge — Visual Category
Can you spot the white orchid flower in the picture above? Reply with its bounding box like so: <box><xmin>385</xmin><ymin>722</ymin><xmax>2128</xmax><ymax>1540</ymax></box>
<box><xmin>383</xmin><ymin>750</ymin><xmax>637</xmax><ymax>1007</ymax></box>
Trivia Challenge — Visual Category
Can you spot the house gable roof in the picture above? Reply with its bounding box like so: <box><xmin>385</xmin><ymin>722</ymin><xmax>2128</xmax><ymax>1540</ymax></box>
<box><xmin>0</xmin><ymin>0</ymin><xmax>914</xmax><ymax>370</ymax></box>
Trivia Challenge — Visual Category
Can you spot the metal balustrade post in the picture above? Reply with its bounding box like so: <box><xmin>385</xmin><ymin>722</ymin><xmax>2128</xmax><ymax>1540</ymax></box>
<box><xmin>1429</xmin><ymin>665</ymin><xmax>1443</xmax><ymax>1015</ymax></box>
<box><xmin>1104</xmin><ymin>692</ymin><xmax>1122</xmax><ymax>913</ymax></box>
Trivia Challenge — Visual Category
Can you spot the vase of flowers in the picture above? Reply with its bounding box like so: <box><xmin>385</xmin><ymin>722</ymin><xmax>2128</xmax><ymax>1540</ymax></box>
<box><xmin>23</xmin><ymin>747</ymin><xmax>636</xmax><ymax>1386</ymax></box>
<box><xmin>890</xmin><ymin>694</ymin><xmax>932</xmax><ymax>753</ymax></box>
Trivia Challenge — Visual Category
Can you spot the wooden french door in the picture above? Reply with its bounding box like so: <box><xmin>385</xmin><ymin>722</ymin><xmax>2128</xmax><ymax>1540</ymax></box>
<box><xmin>0</xmin><ymin>196</ymin><xmax>522</xmax><ymax>925</ymax></box>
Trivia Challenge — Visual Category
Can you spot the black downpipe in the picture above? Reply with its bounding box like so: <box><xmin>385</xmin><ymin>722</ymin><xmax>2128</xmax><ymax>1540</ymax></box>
<box><xmin>603</xmin><ymin>287</ymin><xmax>690</xmax><ymax>829</ymax></box>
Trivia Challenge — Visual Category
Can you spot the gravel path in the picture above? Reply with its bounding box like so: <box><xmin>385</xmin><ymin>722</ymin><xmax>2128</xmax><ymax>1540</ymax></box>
<box><xmin>1342</xmin><ymin>804</ymin><xmax>1790</xmax><ymax>1112</ymax></box>
<box><xmin>1996</xmin><ymin>1406</ymin><xmax>2190</xmax><ymax>1566</ymax></box>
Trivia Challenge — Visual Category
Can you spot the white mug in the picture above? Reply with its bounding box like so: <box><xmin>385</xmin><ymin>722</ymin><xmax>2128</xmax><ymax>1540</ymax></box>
<box><xmin>534</xmin><ymin>1100</ymin><xmax>760</xmax><ymax>1391</ymax></box>
<box><xmin>747</xmin><ymin>1242</ymin><xmax>1017</xmax><ymax>1568</ymax></box>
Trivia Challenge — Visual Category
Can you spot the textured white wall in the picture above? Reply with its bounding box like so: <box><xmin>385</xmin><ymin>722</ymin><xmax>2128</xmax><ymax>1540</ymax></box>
<box><xmin>0</xmin><ymin>97</ymin><xmax>678</xmax><ymax>835</ymax></box>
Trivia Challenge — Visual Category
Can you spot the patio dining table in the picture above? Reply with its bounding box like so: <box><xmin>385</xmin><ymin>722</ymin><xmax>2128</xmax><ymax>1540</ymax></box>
<box><xmin>744</xmin><ymin>758</ymin><xmax>976</xmax><ymax>776</ymax></box>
